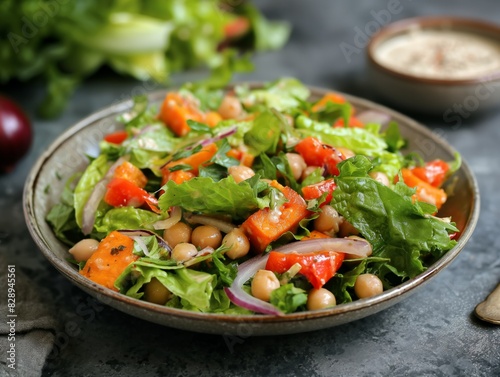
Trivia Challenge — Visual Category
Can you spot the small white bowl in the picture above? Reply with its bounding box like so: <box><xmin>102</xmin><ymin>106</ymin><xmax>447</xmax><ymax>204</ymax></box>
<box><xmin>367</xmin><ymin>17</ymin><xmax>500</xmax><ymax>116</ymax></box>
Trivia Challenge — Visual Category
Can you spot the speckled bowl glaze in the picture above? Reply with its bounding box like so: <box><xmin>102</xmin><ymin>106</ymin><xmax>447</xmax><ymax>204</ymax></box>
<box><xmin>367</xmin><ymin>17</ymin><xmax>500</xmax><ymax>115</ymax></box>
<box><xmin>23</xmin><ymin>85</ymin><xmax>480</xmax><ymax>336</ymax></box>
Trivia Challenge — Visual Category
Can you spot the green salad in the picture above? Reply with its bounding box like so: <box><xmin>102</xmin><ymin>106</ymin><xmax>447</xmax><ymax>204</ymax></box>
<box><xmin>47</xmin><ymin>78</ymin><xmax>460</xmax><ymax>315</ymax></box>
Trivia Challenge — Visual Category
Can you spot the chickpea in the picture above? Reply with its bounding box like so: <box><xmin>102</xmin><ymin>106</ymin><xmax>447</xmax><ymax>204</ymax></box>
<box><xmin>307</xmin><ymin>288</ymin><xmax>336</xmax><ymax>310</ymax></box>
<box><xmin>369</xmin><ymin>171</ymin><xmax>390</xmax><ymax>186</ymax></box>
<box><xmin>286</xmin><ymin>153</ymin><xmax>307</xmax><ymax>181</ymax></box>
<box><xmin>228</xmin><ymin>165</ymin><xmax>255</xmax><ymax>183</ymax></box>
<box><xmin>354</xmin><ymin>273</ymin><xmax>384</xmax><ymax>299</ymax></box>
<box><xmin>338</xmin><ymin>219</ymin><xmax>359</xmax><ymax>238</ymax></box>
<box><xmin>171</xmin><ymin>243</ymin><xmax>198</xmax><ymax>262</ymax></box>
<box><xmin>337</xmin><ymin>147</ymin><xmax>355</xmax><ymax>159</ymax></box>
<box><xmin>143</xmin><ymin>277</ymin><xmax>172</xmax><ymax>305</ymax></box>
<box><xmin>223</xmin><ymin>228</ymin><xmax>250</xmax><ymax>259</ymax></box>
<box><xmin>314</xmin><ymin>205</ymin><xmax>343</xmax><ymax>235</ymax></box>
<box><xmin>218</xmin><ymin>95</ymin><xmax>242</xmax><ymax>120</ymax></box>
<box><xmin>163</xmin><ymin>222</ymin><xmax>192</xmax><ymax>248</ymax></box>
<box><xmin>191</xmin><ymin>225</ymin><xmax>222</xmax><ymax>249</ymax></box>
<box><xmin>69</xmin><ymin>239</ymin><xmax>99</xmax><ymax>262</ymax></box>
<box><xmin>251</xmin><ymin>270</ymin><xmax>280</xmax><ymax>302</ymax></box>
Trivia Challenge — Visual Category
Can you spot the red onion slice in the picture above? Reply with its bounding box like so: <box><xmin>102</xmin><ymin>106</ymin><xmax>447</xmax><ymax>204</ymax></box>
<box><xmin>184</xmin><ymin>212</ymin><xmax>236</xmax><ymax>234</ymax></box>
<box><xmin>356</xmin><ymin>110</ymin><xmax>391</xmax><ymax>126</ymax></box>
<box><xmin>153</xmin><ymin>206</ymin><xmax>182</xmax><ymax>230</ymax></box>
<box><xmin>185</xmin><ymin>126</ymin><xmax>238</xmax><ymax>151</ymax></box>
<box><xmin>131</xmin><ymin>236</ymin><xmax>150</xmax><ymax>256</ymax></box>
<box><xmin>224</xmin><ymin>253</ymin><xmax>282</xmax><ymax>315</ymax></box>
<box><xmin>184</xmin><ymin>247</ymin><xmax>215</xmax><ymax>267</ymax></box>
<box><xmin>81</xmin><ymin>157</ymin><xmax>126</xmax><ymax>235</ymax></box>
<box><xmin>273</xmin><ymin>237</ymin><xmax>372</xmax><ymax>257</ymax></box>
<box><xmin>117</xmin><ymin>229</ymin><xmax>171</xmax><ymax>253</ymax></box>
<box><xmin>224</xmin><ymin>237</ymin><xmax>372</xmax><ymax>315</ymax></box>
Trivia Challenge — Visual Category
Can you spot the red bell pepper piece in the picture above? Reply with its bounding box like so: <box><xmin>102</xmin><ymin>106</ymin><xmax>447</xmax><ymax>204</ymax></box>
<box><xmin>333</xmin><ymin>116</ymin><xmax>364</xmax><ymax>128</ymax></box>
<box><xmin>161</xmin><ymin>143</ymin><xmax>218</xmax><ymax>185</ymax></box>
<box><xmin>411</xmin><ymin>159</ymin><xmax>450</xmax><ymax>188</ymax></box>
<box><xmin>311</xmin><ymin>93</ymin><xmax>347</xmax><ymax>112</ymax></box>
<box><xmin>241</xmin><ymin>181</ymin><xmax>310</xmax><ymax>253</ymax></box>
<box><xmin>103</xmin><ymin>130</ymin><xmax>128</xmax><ymax>145</ymax></box>
<box><xmin>265</xmin><ymin>250</ymin><xmax>344</xmax><ymax>289</ymax></box>
<box><xmin>294</xmin><ymin>136</ymin><xmax>344</xmax><ymax>176</ymax></box>
<box><xmin>301</xmin><ymin>178</ymin><xmax>336</xmax><ymax>204</ymax></box>
<box><xmin>399</xmin><ymin>168</ymin><xmax>447</xmax><ymax>210</ymax></box>
<box><xmin>113</xmin><ymin>161</ymin><xmax>148</xmax><ymax>188</ymax></box>
<box><xmin>104</xmin><ymin>178</ymin><xmax>153</xmax><ymax>208</ymax></box>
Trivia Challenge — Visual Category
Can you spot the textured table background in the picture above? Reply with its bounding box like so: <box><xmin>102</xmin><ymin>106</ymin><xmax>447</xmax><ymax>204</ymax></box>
<box><xmin>1</xmin><ymin>1</ymin><xmax>499</xmax><ymax>376</ymax></box>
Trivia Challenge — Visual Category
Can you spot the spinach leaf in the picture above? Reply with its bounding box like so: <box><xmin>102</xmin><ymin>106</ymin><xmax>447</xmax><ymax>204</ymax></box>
<box><xmin>159</xmin><ymin>176</ymin><xmax>267</xmax><ymax>220</ymax></box>
<box><xmin>332</xmin><ymin>155</ymin><xmax>458</xmax><ymax>281</ymax></box>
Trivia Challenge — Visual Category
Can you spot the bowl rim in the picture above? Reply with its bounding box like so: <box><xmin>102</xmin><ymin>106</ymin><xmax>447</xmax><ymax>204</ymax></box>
<box><xmin>367</xmin><ymin>16</ymin><xmax>500</xmax><ymax>85</ymax></box>
<box><xmin>23</xmin><ymin>84</ymin><xmax>481</xmax><ymax>332</ymax></box>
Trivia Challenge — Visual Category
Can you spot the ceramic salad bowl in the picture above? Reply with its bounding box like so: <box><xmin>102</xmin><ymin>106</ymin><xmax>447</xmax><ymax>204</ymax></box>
<box><xmin>23</xmin><ymin>83</ymin><xmax>480</xmax><ymax>335</ymax></box>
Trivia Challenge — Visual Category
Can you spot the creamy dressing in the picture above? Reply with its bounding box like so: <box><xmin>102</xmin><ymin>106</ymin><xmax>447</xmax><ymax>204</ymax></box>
<box><xmin>374</xmin><ymin>29</ymin><xmax>500</xmax><ymax>79</ymax></box>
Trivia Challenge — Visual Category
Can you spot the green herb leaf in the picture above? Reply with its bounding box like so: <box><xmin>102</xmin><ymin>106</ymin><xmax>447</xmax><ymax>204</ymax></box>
<box><xmin>270</xmin><ymin>283</ymin><xmax>308</xmax><ymax>314</ymax></box>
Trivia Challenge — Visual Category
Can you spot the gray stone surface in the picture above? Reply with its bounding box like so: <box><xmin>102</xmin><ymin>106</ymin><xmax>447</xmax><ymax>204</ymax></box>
<box><xmin>1</xmin><ymin>0</ymin><xmax>499</xmax><ymax>376</ymax></box>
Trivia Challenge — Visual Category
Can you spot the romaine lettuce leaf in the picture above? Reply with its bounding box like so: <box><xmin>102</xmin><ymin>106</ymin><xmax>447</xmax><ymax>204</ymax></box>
<box><xmin>118</xmin><ymin>264</ymin><xmax>216</xmax><ymax>311</ymax></box>
<box><xmin>296</xmin><ymin>115</ymin><xmax>404</xmax><ymax>179</ymax></box>
<box><xmin>124</xmin><ymin>124</ymin><xmax>179</xmax><ymax>170</ymax></box>
<box><xmin>296</xmin><ymin>115</ymin><xmax>387</xmax><ymax>155</ymax></box>
<box><xmin>94</xmin><ymin>207</ymin><xmax>162</xmax><ymax>235</ymax></box>
<box><xmin>46</xmin><ymin>175</ymin><xmax>82</xmax><ymax>246</ymax></box>
<box><xmin>158</xmin><ymin>268</ymin><xmax>216</xmax><ymax>310</ymax></box>
<box><xmin>74</xmin><ymin>154</ymin><xmax>110</xmax><ymax>228</ymax></box>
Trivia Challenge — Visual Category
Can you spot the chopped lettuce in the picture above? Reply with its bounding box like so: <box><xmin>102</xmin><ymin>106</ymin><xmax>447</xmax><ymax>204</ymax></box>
<box><xmin>270</xmin><ymin>283</ymin><xmax>308</xmax><ymax>314</ymax></box>
<box><xmin>296</xmin><ymin>115</ymin><xmax>388</xmax><ymax>155</ymax></box>
<box><xmin>116</xmin><ymin>256</ymin><xmax>246</xmax><ymax>313</ymax></box>
<box><xmin>296</xmin><ymin>115</ymin><xmax>404</xmax><ymax>179</ymax></box>
<box><xmin>73</xmin><ymin>155</ymin><xmax>110</xmax><ymax>229</ymax></box>
<box><xmin>94</xmin><ymin>207</ymin><xmax>163</xmax><ymax>235</ymax></box>
<box><xmin>131</xmin><ymin>235</ymin><xmax>170</xmax><ymax>259</ymax></box>
<box><xmin>237</xmin><ymin>78</ymin><xmax>310</xmax><ymax>112</ymax></box>
<box><xmin>118</xmin><ymin>264</ymin><xmax>215</xmax><ymax>311</ymax></box>
<box><xmin>46</xmin><ymin>175</ymin><xmax>83</xmax><ymax>246</ymax></box>
<box><xmin>158</xmin><ymin>176</ymin><xmax>270</xmax><ymax>220</ymax></box>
